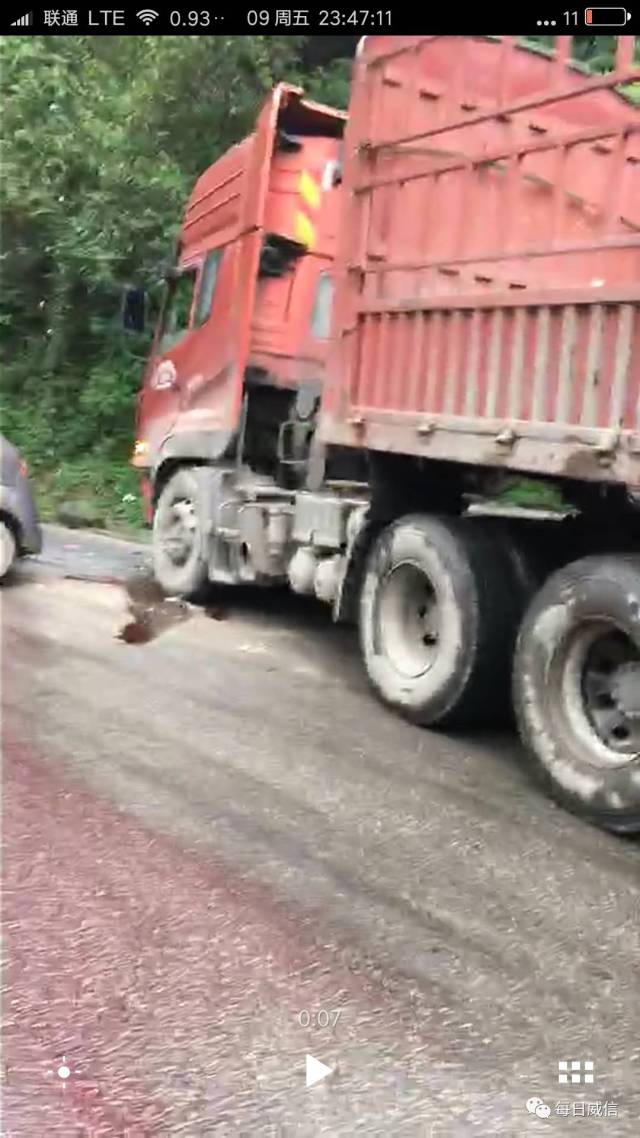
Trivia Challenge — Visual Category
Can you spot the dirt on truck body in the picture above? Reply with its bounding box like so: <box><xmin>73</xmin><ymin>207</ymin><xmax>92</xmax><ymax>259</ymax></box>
<box><xmin>132</xmin><ymin>36</ymin><xmax>640</xmax><ymax>834</ymax></box>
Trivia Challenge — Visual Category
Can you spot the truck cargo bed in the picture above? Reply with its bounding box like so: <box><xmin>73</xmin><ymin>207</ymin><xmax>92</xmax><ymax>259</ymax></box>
<box><xmin>322</xmin><ymin>36</ymin><xmax>640</xmax><ymax>487</ymax></box>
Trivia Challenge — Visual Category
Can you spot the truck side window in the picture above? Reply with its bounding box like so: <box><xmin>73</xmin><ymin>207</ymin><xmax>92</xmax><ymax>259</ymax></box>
<box><xmin>194</xmin><ymin>249</ymin><xmax>222</xmax><ymax>327</ymax></box>
<box><xmin>159</xmin><ymin>268</ymin><xmax>196</xmax><ymax>352</ymax></box>
<box><xmin>311</xmin><ymin>272</ymin><xmax>334</xmax><ymax>340</ymax></box>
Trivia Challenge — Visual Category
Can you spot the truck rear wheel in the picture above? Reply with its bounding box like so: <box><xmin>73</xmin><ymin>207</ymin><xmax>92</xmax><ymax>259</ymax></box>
<box><xmin>152</xmin><ymin>467</ymin><xmax>209</xmax><ymax>597</ymax></box>
<box><xmin>359</xmin><ymin>515</ymin><xmax>522</xmax><ymax>727</ymax></box>
<box><xmin>514</xmin><ymin>556</ymin><xmax>640</xmax><ymax>833</ymax></box>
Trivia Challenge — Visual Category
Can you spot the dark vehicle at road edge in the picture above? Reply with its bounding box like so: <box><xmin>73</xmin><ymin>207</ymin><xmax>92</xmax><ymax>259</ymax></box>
<box><xmin>0</xmin><ymin>435</ymin><xmax>42</xmax><ymax>579</ymax></box>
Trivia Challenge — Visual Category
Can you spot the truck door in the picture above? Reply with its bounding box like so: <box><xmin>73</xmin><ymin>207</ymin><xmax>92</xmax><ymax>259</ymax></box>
<box><xmin>138</xmin><ymin>247</ymin><xmax>224</xmax><ymax>463</ymax></box>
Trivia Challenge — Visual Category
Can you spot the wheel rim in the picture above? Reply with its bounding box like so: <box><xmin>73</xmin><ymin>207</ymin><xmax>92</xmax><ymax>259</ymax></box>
<box><xmin>159</xmin><ymin>497</ymin><xmax>197</xmax><ymax>567</ymax></box>
<box><xmin>375</xmin><ymin>561</ymin><xmax>441</xmax><ymax>678</ymax></box>
<box><xmin>562</xmin><ymin>623</ymin><xmax>640</xmax><ymax>767</ymax></box>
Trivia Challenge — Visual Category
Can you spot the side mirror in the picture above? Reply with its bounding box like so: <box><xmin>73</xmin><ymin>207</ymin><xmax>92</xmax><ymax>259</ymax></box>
<box><xmin>122</xmin><ymin>285</ymin><xmax>146</xmax><ymax>333</ymax></box>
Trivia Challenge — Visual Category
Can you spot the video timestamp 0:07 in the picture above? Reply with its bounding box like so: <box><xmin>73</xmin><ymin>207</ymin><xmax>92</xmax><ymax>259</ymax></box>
<box><xmin>298</xmin><ymin>1009</ymin><xmax>343</xmax><ymax>1028</ymax></box>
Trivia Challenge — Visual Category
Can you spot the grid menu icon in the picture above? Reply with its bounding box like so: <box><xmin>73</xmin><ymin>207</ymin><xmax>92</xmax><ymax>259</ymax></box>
<box><xmin>558</xmin><ymin>1060</ymin><xmax>595</xmax><ymax>1084</ymax></box>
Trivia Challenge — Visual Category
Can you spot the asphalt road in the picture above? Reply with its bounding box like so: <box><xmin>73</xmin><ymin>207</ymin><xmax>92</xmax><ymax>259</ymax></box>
<box><xmin>2</xmin><ymin>526</ymin><xmax>639</xmax><ymax>1137</ymax></box>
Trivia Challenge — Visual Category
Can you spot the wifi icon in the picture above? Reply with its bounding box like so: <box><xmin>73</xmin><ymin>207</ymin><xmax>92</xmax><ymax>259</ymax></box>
<box><xmin>137</xmin><ymin>8</ymin><xmax>159</xmax><ymax>24</ymax></box>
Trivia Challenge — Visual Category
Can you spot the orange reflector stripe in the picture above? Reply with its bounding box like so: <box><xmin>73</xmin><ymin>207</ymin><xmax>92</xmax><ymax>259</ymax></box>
<box><xmin>298</xmin><ymin>170</ymin><xmax>322</xmax><ymax>211</ymax></box>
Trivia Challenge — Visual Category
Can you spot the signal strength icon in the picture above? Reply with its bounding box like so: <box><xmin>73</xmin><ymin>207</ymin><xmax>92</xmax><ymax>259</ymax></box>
<box><xmin>136</xmin><ymin>8</ymin><xmax>159</xmax><ymax>23</ymax></box>
<box><xmin>11</xmin><ymin>11</ymin><xmax>33</xmax><ymax>25</ymax></box>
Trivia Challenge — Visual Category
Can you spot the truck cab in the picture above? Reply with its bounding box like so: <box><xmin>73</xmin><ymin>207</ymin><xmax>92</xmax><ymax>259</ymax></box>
<box><xmin>133</xmin><ymin>85</ymin><xmax>345</xmax><ymax>520</ymax></box>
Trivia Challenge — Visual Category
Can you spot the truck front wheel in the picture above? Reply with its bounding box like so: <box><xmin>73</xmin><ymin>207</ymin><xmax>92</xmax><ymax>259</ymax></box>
<box><xmin>359</xmin><ymin>515</ymin><xmax>522</xmax><ymax>727</ymax></box>
<box><xmin>152</xmin><ymin>467</ymin><xmax>209</xmax><ymax>597</ymax></box>
<box><xmin>514</xmin><ymin>556</ymin><xmax>640</xmax><ymax>833</ymax></box>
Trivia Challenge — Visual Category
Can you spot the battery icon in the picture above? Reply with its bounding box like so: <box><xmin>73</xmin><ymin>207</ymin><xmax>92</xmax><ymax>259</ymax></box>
<box><xmin>585</xmin><ymin>7</ymin><xmax>631</xmax><ymax>22</ymax></box>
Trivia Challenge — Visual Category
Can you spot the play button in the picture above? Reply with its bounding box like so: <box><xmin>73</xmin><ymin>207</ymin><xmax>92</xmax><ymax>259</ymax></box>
<box><xmin>305</xmin><ymin>1053</ymin><xmax>333</xmax><ymax>1087</ymax></box>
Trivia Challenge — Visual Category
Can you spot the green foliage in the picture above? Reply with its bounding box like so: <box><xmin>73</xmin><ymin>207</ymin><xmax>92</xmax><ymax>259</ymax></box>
<box><xmin>302</xmin><ymin>57</ymin><xmax>353</xmax><ymax>109</ymax></box>
<box><xmin>494</xmin><ymin>478</ymin><xmax>571</xmax><ymax>513</ymax></box>
<box><xmin>572</xmin><ymin>34</ymin><xmax>640</xmax><ymax>103</ymax></box>
<box><xmin>527</xmin><ymin>33</ymin><xmax>640</xmax><ymax>100</ymax></box>
<box><xmin>35</xmin><ymin>455</ymin><xmax>145</xmax><ymax>533</ymax></box>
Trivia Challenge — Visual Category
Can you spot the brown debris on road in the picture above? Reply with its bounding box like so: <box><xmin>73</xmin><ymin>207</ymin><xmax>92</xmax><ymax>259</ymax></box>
<box><xmin>117</xmin><ymin>567</ymin><xmax>192</xmax><ymax>645</ymax></box>
<box><xmin>63</xmin><ymin>566</ymin><xmax>193</xmax><ymax>645</ymax></box>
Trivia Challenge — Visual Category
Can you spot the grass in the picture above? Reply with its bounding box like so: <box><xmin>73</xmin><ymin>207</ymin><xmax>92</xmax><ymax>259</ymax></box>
<box><xmin>31</xmin><ymin>454</ymin><xmax>147</xmax><ymax>538</ymax></box>
<box><xmin>493</xmin><ymin>478</ymin><xmax>571</xmax><ymax>513</ymax></box>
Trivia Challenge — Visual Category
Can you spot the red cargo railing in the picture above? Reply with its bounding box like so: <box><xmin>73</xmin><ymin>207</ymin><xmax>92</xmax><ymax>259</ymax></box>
<box><xmin>322</xmin><ymin>36</ymin><xmax>640</xmax><ymax>487</ymax></box>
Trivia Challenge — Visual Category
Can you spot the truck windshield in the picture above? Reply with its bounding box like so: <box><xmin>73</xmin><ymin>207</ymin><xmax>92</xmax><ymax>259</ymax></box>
<box><xmin>194</xmin><ymin>249</ymin><xmax>222</xmax><ymax>327</ymax></box>
<box><xmin>158</xmin><ymin>268</ymin><xmax>196</xmax><ymax>352</ymax></box>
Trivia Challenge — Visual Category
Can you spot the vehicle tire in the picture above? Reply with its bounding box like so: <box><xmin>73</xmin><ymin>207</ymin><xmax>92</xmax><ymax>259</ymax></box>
<box><xmin>152</xmin><ymin>467</ymin><xmax>209</xmax><ymax>597</ymax></box>
<box><xmin>0</xmin><ymin>520</ymin><xmax>16</xmax><ymax>580</ymax></box>
<box><xmin>514</xmin><ymin>556</ymin><xmax>640</xmax><ymax>833</ymax></box>
<box><xmin>359</xmin><ymin>514</ymin><xmax>524</xmax><ymax>727</ymax></box>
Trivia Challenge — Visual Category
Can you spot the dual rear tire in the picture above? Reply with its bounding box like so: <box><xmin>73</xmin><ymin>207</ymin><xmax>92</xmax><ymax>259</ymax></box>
<box><xmin>359</xmin><ymin>514</ymin><xmax>528</xmax><ymax>727</ymax></box>
<box><xmin>513</xmin><ymin>556</ymin><xmax>640</xmax><ymax>833</ymax></box>
<box><xmin>359</xmin><ymin>516</ymin><xmax>640</xmax><ymax>832</ymax></box>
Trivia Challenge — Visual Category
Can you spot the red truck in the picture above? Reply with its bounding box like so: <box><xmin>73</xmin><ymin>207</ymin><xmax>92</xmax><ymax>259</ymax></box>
<box><xmin>129</xmin><ymin>36</ymin><xmax>640</xmax><ymax>834</ymax></box>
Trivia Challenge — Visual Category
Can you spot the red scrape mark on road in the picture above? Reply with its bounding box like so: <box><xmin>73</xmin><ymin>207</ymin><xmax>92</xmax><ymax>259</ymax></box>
<box><xmin>1</xmin><ymin>726</ymin><xmax>408</xmax><ymax>1136</ymax></box>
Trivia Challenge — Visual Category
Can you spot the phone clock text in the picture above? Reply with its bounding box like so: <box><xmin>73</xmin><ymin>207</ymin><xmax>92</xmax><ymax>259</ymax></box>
<box><xmin>247</xmin><ymin>9</ymin><xmax>392</xmax><ymax>27</ymax></box>
<box><xmin>298</xmin><ymin>1009</ymin><xmax>343</xmax><ymax>1028</ymax></box>
<box><xmin>320</xmin><ymin>9</ymin><xmax>392</xmax><ymax>26</ymax></box>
